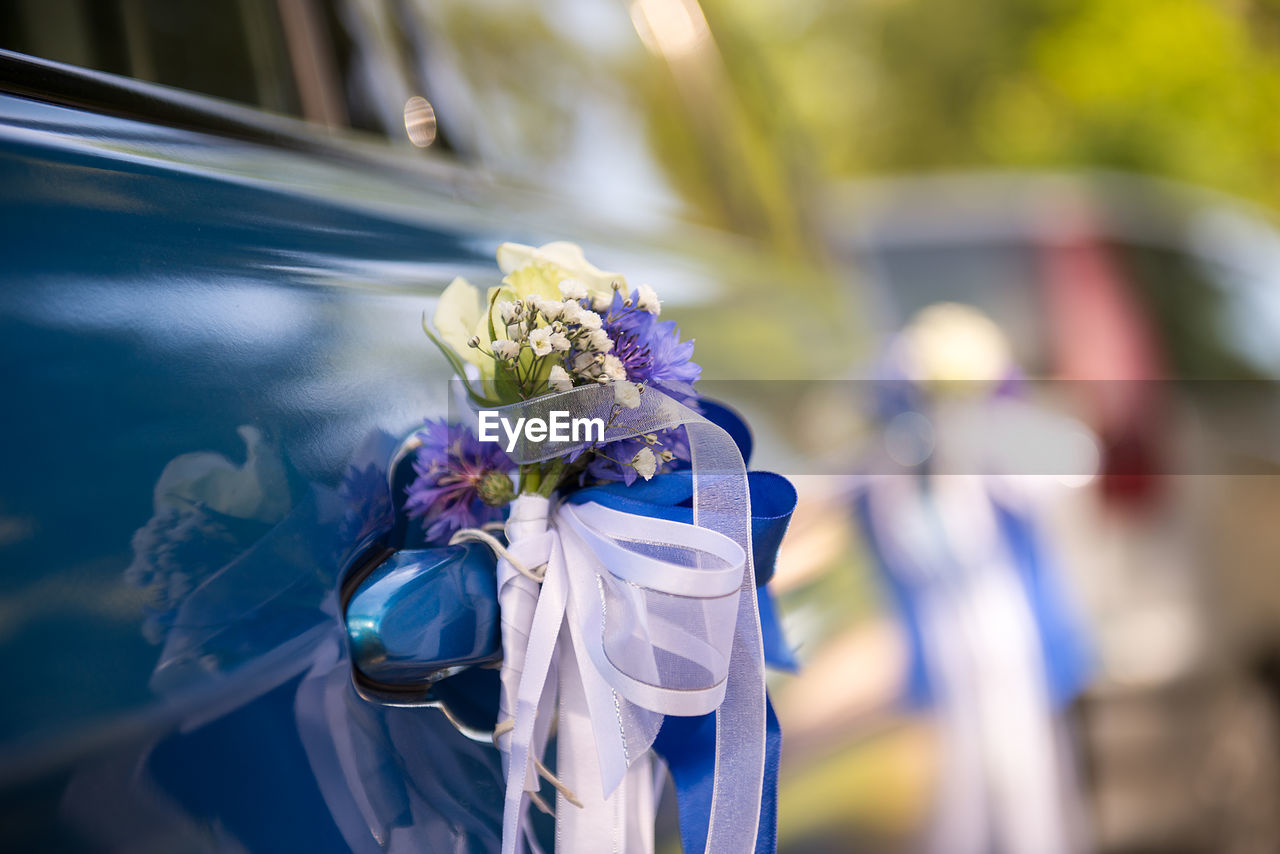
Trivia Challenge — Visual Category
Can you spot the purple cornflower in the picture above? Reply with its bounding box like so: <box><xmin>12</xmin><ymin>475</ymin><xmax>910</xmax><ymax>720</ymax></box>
<box><xmin>405</xmin><ymin>420</ymin><xmax>514</xmax><ymax>543</ymax></box>
<box><xmin>603</xmin><ymin>289</ymin><xmax>700</xmax><ymax>406</ymax></box>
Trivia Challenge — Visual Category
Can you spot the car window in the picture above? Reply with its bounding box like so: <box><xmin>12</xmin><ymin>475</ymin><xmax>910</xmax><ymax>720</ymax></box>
<box><xmin>0</xmin><ymin>0</ymin><xmax>304</xmax><ymax>116</ymax></box>
<box><xmin>0</xmin><ymin>0</ymin><xmax>456</xmax><ymax>154</ymax></box>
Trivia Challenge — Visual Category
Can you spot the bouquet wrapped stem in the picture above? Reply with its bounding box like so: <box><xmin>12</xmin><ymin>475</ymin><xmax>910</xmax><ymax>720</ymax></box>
<box><xmin>495</xmin><ymin>494</ymin><xmax>548</xmax><ymax>766</ymax></box>
<box><xmin>409</xmin><ymin>242</ymin><xmax>769</xmax><ymax>854</ymax></box>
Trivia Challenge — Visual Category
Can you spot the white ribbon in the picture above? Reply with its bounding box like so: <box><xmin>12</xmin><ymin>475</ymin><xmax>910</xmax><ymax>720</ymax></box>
<box><xmin>469</xmin><ymin>384</ymin><xmax>766</xmax><ymax>854</ymax></box>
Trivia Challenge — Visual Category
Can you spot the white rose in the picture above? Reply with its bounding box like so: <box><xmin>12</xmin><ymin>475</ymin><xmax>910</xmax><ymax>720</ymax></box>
<box><xmin>496</xmin><ymin>241</ymin><xmax>626</xmax><ymax>293</ymax></box>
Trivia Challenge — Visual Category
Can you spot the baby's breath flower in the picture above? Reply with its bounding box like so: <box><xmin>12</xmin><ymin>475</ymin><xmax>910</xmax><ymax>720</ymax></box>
<box><xmin>602</xmin><ymin>354</ymin><xmax>627</xmax><ymax>382</ymax></box>
<box><xmin>614</xmin><ymin>380</ymin><xmax>642</xmax><ymax>409</ymax></box>
<box><xmin>591</xmin><ymin>292</ymin><xmax>612</xmax><ymax>312</ymax></box>
<box><xmin>492</xmin><ymin>339</ymin><xmax>521</xmax><ymax>360</ymax></box>
<box><xmin>632</xmin><ymin>447</ymin><xmax>657</xmax><ymax>480</ymax></box>
<box><xmin>588</xmin><ymin>328</ymin><xmax>613</xmax><ymax>353</ymax></box>
<box><xmin>528</xmin><ymin>326</ymin><xmax>554</xmax><ymax>357</ymax></box>
<box><xmin>560</xmin><ymin>300</ymin><xmax>584</xmax><ymax>324</ymax></box>
<box><xmin>559</xmin><ymin>278</ymin><xmax>588</xmax><ymax>300</ymax></box>
<box><xmin>549</xmin><ymin>330</ymin><xmax>571</xmax><ymax>352</ymax></box>
<box><xmin>636</xmin><ymin>284</ymin><xmax>661</xmax><ymax>315</ymax></box>
<box><xmin>538</xmin><ymin>298</ymin><xmax>564</xmax><ymax>321</ymax></box>
<box><xmin>497</xmin><ymin>300</ymin><xmax>518</xmax><ymax>323</ymax></box>
<box><xmin>549</xmin><ymin>364</ymin><xmax>573</xmax><ymax>392</ymax></box>
<box><xmin>577</xmin><ymin>311</ymin><xmax>602</xmax><ymax>331</ymax></box>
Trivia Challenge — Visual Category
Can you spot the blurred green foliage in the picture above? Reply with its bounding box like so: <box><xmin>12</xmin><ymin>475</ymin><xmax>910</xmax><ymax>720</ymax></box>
<box><xmin>699</xmin><ymin>0</ymin><xmax>1280</xmax><ymax>212</ymax></box>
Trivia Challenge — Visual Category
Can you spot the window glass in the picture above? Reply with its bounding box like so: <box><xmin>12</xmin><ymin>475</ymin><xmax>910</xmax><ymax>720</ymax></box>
<box><xmin>0</xmin><ymin>0</ymin><xmax>303</xmax><ymax>116</ymax></box>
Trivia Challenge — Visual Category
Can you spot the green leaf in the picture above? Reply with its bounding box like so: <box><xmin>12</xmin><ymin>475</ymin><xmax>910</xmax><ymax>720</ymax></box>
<box><xmin>421</xmin><ymin>313</ymin><xmax>503</xmax><ymax>407</ymax></box>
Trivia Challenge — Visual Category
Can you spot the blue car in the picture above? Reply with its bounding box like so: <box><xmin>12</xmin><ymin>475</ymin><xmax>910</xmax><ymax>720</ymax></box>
<box><xmin>0</xmin><ymin>8</ymin><xmax>815</xmax><ymax>851</ymax></box>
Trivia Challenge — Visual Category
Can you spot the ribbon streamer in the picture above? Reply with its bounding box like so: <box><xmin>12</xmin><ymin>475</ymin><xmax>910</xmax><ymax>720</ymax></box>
<box><xmin>468</xmin><ymin>384</ymin><xmax>767</xmax><ymax>854</ymax></box>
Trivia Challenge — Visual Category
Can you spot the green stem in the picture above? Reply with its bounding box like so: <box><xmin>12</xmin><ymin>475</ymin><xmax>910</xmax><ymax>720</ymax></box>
<box><xmin>536</xmin><ymin>459</ymin><xmax>567</xmax><ymax>498</ymax></box>
<box><xmin>520</xmin><ymin>462</ymin><xmax>542</xmax><ymax>495</ymax></box>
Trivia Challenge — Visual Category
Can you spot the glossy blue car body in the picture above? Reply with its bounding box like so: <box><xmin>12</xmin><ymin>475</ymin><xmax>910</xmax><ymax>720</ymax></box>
<box><xmin>0</xmin><ymin>51</ymin><xmax>758</xmax><ymax>852</ymax></box>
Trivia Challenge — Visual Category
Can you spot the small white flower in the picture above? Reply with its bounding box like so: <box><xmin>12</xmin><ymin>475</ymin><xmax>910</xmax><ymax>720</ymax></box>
<box><xmin>549</xmin><ymin>331</ymin><xmax>571</xmax><ymax>352</ymax></box>
<box><xmin>492</xmin><ymin>339</ymin><xmax>521</xmax><ymax>360</ymax></box>
<box><xmin>602</xmin><ymin>354</ymin><xmax>627</xmax><ymax>382</ymax></box>
<box><xmin>614</xmin><ymin>380</ymin><xmax>642</xmax><ymax>409</ymax></box>
<box><xmin>528</xmin><ymin>327</ymin><xmax>554</xmax><ymax>357</ymax></box>
<box><xmin>559</xmin><ymin>278</ymin><xmax>588</xmax><ymax>300</ymax></box>
<box><xmin>559</xmin><ymin>300</ymin><xmax>583</xmax><ymax>324</ymax></box>
<box><xmin>576</xmin><ymin>310</ymin><xmax>602</xmax><ymax>331</ymax></box>
<box><xmin>572</xmin><ymin>352</ymin><xmax>596</xmax><ymax>373</ymax></box>
<box><xmin>538</xmin><ymin>298</ymin><xmax>563</xmax><ymax>321</ymax></box>
<box><xmin>636</xmin><ymin>283</ymin><xmax>661</xmax><ymax>315</ymax></box>
<box><xmin>549</xmin><ymin>364</ymin><xmax>573</xmax><ymax>391</ymax></box>
<box><xmin>658</xmin><ymin>450</ymin><xmax>675</xmax><ymax>463</ymax></box>
<box><xmin>497</xmin><ymin>300</ymin><xmax>518</xmax><ymax>323</ymax></box>
<box><xmin>588</xmin><ymin>327</ymin><xmax>613</xmax><ymax>353</ymax></box>
<box><xmin>592</xmin><ymin>292</ymin><xmax>613</xmax><ymax>312</ymax></box>
<box><xmin>632</xmin><ymin>447</ymin><xmax>657</xmax><ymax>481</ymax></box>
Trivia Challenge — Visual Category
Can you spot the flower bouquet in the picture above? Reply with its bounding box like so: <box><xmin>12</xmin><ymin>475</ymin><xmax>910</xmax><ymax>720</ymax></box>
<box><xmin>405</xmin><ymin>242</ymin><xmax>793</xmax><ymax>854</ymax></box>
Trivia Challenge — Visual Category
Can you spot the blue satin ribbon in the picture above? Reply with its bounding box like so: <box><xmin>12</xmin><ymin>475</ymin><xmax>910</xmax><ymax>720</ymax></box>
<box><xmin>650</xmin><ymin>695</ymin><xmax>781</xmax><ymax>854</ymax></box>
<box><xmin>564</xmin><ymin>398</ymin><xmax>794</xmax><ymax>854</ymax></box>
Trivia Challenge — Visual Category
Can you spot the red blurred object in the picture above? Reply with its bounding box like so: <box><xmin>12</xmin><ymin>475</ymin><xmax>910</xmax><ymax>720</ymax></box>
<box><xmin>1041</xmin><ymin>217</ymin><xmax>1166</xmax><ymax>508</ymax></box>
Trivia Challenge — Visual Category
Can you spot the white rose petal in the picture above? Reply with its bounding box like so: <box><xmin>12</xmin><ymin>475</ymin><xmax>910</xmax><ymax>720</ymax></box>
<box><xmin>636</xmin><ymin>283</ymin><xmax>661</xmax><ymax>315</ymax></box>
<box><xmin>613</xmin><ymin>380</ymin><xmax>642</xmax><ymax>409</ymax></box>
<box><xmin>632</xmin><ymin>447</ymin><xmax>657</xmax><ymax>481</ymax></box>
<box><xmin>559</xmin><ymin>278</ymin><xmax>588</xmax><ymax>300</ymax></box>
<box><xmin>492</xmin><ymin>339</ymin><xmax>521</xmax><ymax>360</ymax></box>
<box><xmin>495</xmin><ymin>242</ymin><xmax>538</xmax><ymax>275</ymax></box>
<box><xmin>528</xmin><ymin>327</ymin><xmax>554</xmax><ymax>357</ymax></box>
<box><xmin>433</xmin><ymin>277</ymin><xmax>487</xmax><ymax>369</ymax></box>
<box><xmin>549</xmin><ymin>364</ymin><xmax>573</xmax><ymax>392</ymax></box>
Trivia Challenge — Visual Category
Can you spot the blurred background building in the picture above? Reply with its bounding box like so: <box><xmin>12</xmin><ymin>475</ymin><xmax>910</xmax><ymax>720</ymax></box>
<box><xmin>6</xmin><ymin>1</ymin><xmax>1280</xmax><ymax>851</ymax></box>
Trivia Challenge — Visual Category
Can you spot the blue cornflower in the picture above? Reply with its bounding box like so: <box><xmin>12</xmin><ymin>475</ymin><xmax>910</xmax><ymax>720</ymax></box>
<box><xmin>405</xmin><ymin>420</ymin><xmax>514</xmax><ymax>543</ymax></box>
<box><xmin>603</xmin><ymin>289</ymin><xmax>700</xmax><ymax>406</ymax></box>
